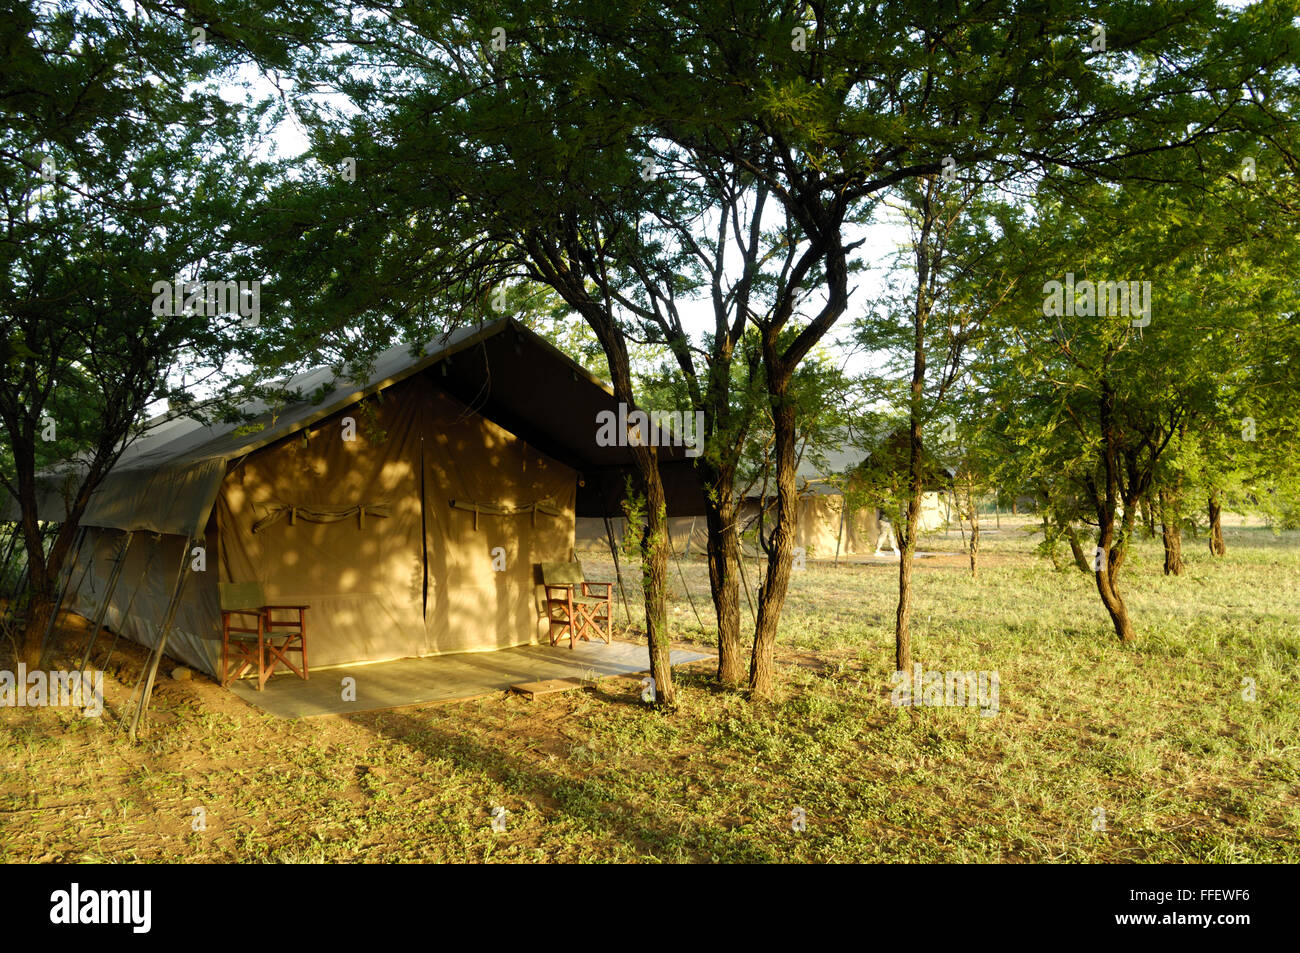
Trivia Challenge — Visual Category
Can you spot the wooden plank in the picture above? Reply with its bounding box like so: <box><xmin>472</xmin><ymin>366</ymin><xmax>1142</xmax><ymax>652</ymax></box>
<box><xmin>510</xmin><ymin>677</ymin><xmax>590</xmax><ymax>698</ymax></box>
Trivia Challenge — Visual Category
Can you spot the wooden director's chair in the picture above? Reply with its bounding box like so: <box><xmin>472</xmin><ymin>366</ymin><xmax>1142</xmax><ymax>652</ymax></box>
<box><xmin>541</xmin><ymin>561</ymin><xmax>613</xmax><ymax>649</ymax></box>
<box><xmin>218</xmin><ymin>581</ymin><xmax>310</xmax><ymax>691</ymax></box>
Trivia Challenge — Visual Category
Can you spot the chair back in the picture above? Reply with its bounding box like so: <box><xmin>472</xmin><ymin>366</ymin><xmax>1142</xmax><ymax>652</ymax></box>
<box><xmin>219</xmin><ymin>581</ymin><xmax>266</xmax><ymax>612</ymax></box>
<box><xmin>540</xmin><ymin>561</ymin><xmax>585</xmax><ymax>586</ymax></box>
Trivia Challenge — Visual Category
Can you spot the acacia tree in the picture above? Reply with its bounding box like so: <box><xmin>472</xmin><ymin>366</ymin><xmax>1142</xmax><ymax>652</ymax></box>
<box><xmin>982</xmin><ymin>155</ymin><xmax>1300</xmax><ymax>641</ymax></box>
<box><xmin>0</xmin><ymin>1</ymin><xmax>278</xmax><ymax>665</ymax></box>
<box><xmin>245</xmin><ymin>0</ymin><xmax>1300</xmax><ymax>696</ymax></box>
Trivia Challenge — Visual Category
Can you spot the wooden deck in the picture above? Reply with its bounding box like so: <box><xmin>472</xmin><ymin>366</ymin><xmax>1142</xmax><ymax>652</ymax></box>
<box><xmin>227</xmin><ymin>640</ymin><xmax>712</xmax><ymax>718</ymax></box>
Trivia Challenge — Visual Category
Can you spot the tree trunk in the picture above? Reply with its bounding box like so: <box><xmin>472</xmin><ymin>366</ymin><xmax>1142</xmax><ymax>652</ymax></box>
<box><xmin>895</xmin><ymin>228</ymin><xmax>932</xmax><ymax>673</ymax></box>
<box><xmin>1065</xmin><ymin>523</ymin><xmax>1091</xmax><ymax>573</ymax></box>
<box><xmin>703</xmin><ymin>483</ymin><xmax>745</xmax><ymax>686</ymax></box>
<box><xmin>1159</xmin><ymin>488</ymin><xmax>1182</xmax><ymax>576</ymax></box>
<box><xmin>1042</xmin><ymin>514</ymin><xmax>1064</xmax><ymax>571</ymax></box>
<box><xmin>896</xmin><ymin>467</ymin><xmax>923</xmax><ymax>671</ymax></box>
<box><xmin>748</xmin><ymin>384</ymin><xmax>798</xmax><ymax>700</ymax></box>
<box><xmin>639</xmin><ymin>477</ymin><xmax>675</xmax><ymax>707</ymax></box>
<box><xmin>574</xmin><ymin>297</ymin><xmax>677</xmax><ymax>708</ymax></box>
<box><xmin>1091</xmin><ymin>376</ymin><xmax>1136</xmax><ymax>643</ymax></box>
<box><xmin>1094</xmin><ymin>509</ymin><xmax>1136</xmax><ymax>643</ymax></box>
<box><xmin>19</xmin><ymin>588</ymin><xmax>53</xmax><ymax>667</ymax></box>
<box><xmin>965</xmin><ymin>478</ymin><xmax>979</xmax><ymax>578</ymax></box>
<box><xmin>1208</xmin><ymin>493</ymin><xmax>1227</xmax><ymax>556</ymax></box>
<box><xmin>1143</xmin><ymin>495</ymin><xmax>1157</xmax><ymax>538</ymax></box>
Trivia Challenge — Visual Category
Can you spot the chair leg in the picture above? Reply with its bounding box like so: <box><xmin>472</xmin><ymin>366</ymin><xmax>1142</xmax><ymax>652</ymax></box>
<box><xmin>256</xmin><ymin>627</ymin><xmax>268</xmax><ymax>691</ymax></box>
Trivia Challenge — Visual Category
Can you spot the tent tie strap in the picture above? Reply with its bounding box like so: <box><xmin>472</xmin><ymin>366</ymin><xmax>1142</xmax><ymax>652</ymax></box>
<box><xmin>449</xmin><ymin>499</ymin><xmax>564</xmax><ymax>531</ymax></box>
<box><xmin>252</xmin><ymin>501</ymin><xmax>393</xmax><ymax>533</ymax></box>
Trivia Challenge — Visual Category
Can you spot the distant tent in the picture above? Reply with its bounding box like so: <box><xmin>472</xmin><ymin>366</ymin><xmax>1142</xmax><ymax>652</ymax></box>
<box><xmin>8</xmin><ymin>318</ymin><xmax>706</xmax><ymax>679</ymax></box>
<box><xmin>736</xmin><ymin>437</ymin><xmax>953</xmax><ymax>559</ymax></box>
<box><xmin>738</xmin><ymin>487</ymin><xmax>951</xmax><ymax>559</ymax></box>
<box><xmin>576</xmin><ymin>479</ymin><xmax>952</xmax><ymax>563</ymax></box>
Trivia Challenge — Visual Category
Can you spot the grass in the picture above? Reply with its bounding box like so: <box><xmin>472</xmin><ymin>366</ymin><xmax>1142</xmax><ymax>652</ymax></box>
<box><xmin>1</xmin><ymin>516</ymin><xmax>1296</xmax><ymax>862</ymax></box>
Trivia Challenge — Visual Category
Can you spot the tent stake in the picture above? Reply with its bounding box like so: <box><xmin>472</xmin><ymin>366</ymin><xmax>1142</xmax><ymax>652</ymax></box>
<box><xmin>76</xmin><ymin>531</ymin><xmax>134</xmax><ymax>675</ymax></box>
<box><xmin>127</xmin><ymin>541</ymin><xmax>191</xmax><ymax>742</ymax></box>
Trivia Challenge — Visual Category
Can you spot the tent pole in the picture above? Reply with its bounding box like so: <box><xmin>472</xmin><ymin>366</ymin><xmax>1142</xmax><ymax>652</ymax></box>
<box><xmin>76</xmin><ymin>530</ymin><xmax>134</xmax><ymax>675</ymax></box>
<box><xmin>97</xmin><ymin>533</ymin><xmax>161</xmax><ymax>675</ymax></box>
<box><xmin>5</xmin><ymin>523</ymin><xmax>60</xmax><ymax>626</ymax></box>
<box><xmin>2</xmin><ymin>522</ymin><xmax>49</xmax><ymax>627</ymax></box>
<box><xmin>0</xmin><ymin>522</ymin><xmax>21</xmax><ymax>594</ymax></box>
<box><xmin>736</xmin><ymin>539</ymin><xmax>757</xmax><ymax>626</ymax></box>
<box><xmin>666</xmin><ymin>521</ymin><xmax>706</xmax><ymax>634</ymax></box>
<box><xmin>37</xmin><ymin>525</ymin><xmax>89</xmax><ymax>668</ymax></box>
<box><xmin>127</xmin><ymin>540</ymin><xmax>192</xmax><ymax>742</ymax></box>
<box><xmin>602</xmin><ymin>513</ymin><xmax>633</xmax><ymax>629</ymax></box>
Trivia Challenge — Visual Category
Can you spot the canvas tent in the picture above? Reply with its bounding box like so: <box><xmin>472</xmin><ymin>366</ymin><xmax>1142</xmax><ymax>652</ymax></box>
<box><xmin>9</xmin><ymin>318</ymin><xmax>706</xmax><ymax>680</ymax></box>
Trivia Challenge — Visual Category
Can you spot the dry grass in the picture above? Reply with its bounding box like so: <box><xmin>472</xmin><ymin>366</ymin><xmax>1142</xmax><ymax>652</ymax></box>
<box><xmin>1</xmin><ymin>516</ymin><xmax>1296</xmax><ymax>862</ymax></box>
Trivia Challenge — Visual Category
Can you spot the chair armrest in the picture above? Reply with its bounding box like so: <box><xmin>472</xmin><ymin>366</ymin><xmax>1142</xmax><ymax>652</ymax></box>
<box><xmin>222</xmin><ymin>608</ymin><xmax>263</xmax><ymax>626</ymax></box>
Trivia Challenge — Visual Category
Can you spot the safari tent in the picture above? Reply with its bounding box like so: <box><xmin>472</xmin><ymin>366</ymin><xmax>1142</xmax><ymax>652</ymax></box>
<box><xmin>12</xmin><ymin>318</ymin><xmax>705</xmax><ymax>680</ymax></box>
<box><xmin>575</xmin><ymin>443</ymin><xmax>951</xmax><ymax>561</ymax></box>
<box><xmin>737</xmin><ymin>487</ymin><xmax>951</xmax><ymax>559</ymax></box>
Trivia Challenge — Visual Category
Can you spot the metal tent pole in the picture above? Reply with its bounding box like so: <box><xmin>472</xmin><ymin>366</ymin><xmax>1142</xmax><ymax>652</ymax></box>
<box><xmin>666</xmin><ymin>521</ymin><xmax>706</xmax><ymax>633</ymax></box>
<box><xmin>0</xmin><ymin>522</ymin><xmax>21</xmax><ymax>594</ymax></box>
<box><xmin>8</xmin><ymin>523</ymin><xmax>60</xmax><ymax>621</ymax></box>
<box><xmin>36</xmin><ymin>525</ymin><xmax>89</xmax><ymax>668</ymax></box>
<box><xmin>736</xmin><ymin>540</ymin><xmax>757</xmax><ymax>626</ymax></box>
<box><xmin>602</xmin><ymin>513</ymin><xmax>633</xmax><ymax>628</ymax></box>
<box><xmin>2</xmin><ymin>523</ymin><xmax>47</xmax><ymax>624</ymax></box>
<box><xmin>76</xmin><ymin>530</ymin><xmax>134</xmax><ymax>675</ymax></box>
<box><xmin>126</xmin><ymin>540</ymin><xmax>192</xmax><ymax>742</ymax></box>
<box><xmin>98</xmin><ymin>536</ymin><xmax>161</xmax><ymax>675</ymax></box>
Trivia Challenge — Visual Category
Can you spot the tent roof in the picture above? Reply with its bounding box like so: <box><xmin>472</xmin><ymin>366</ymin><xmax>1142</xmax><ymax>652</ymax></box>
<box><xmin>13</xmin><ymin>318</ymin><xmax>707</xmax><ymax>535</ymax></box>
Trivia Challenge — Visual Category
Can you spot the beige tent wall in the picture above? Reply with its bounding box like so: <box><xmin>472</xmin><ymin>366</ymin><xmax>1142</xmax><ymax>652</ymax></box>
<box><xmin>66</xmin><ymin>526</ymin><xmax>222</xmax><ymax>675</ymax></box>
<box><xmin>216</xmin><ymin>374</ymin><xmax>576</xmax><ymax>672</ymax></box>
<box><xmin>738</xmin><ymin>489</ymin><xmax>952</xmax><ymax>558</ymax></box>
